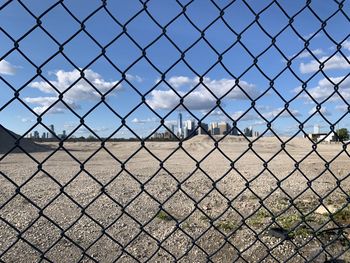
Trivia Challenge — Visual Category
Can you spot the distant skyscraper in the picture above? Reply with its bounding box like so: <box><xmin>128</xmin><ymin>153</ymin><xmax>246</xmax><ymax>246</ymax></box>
<box><xmin>209</xmin><ymin>122</ymin><xmax>219</xmax><ymax>135</ymax></box>
<box><xmin>218</xmin><ymin>122</ymin><xmax>229</xmax><ymax>135</ymax></box>
<box><xmin>210</xmin><ymin>122</ymin><xmax>218</xmax><ymax>130</ymax></box>
<box><xmin>231</xmin><ymin>126</ymin><xmax>239</xmax><ymax>136</ymax></box>
<box><xmin>166</xmin><ymin>124</ymin><xmax>176</xmax><ymax>135</ymax></box>
<box><xmin>58</xmin><ymin>130</ymin><xmax>67</xmax><ymax>139</ymax></box>
<box><xmin>184</xmin><ymin>119</ymin><xmax>196</xmax><ymax>137</ymax></box>
<box><xmin>49</xmin><ymin>124</ymin><xmax>55</xmax><ymax>139</ymax></box>
<box><xmin>244</xmin><ymin>127</ymin><xmax>253</xmax><ymax>137</ymax></box>
<box><xmin>198</xmin><ymin>123</ymin><xmax>209</xmax><ymax>135</ymax></box>
<box><xmin>181</xmin><ymin>119</ymin><xmax>196</xmax><ymax>138</ymax></box>
<box><xmin>186</xmin><ymin>120</ymin><xmax>194</xmax><ymax>131</ymax></box>
<box><xmin>212</xmin><ymin>127</ymin><xmax>220</xmax><ymax>135</ymax></box>
<box><xmin>314</xmin><ymin>124</ymin><xmax>320</xmax><ymax>134</ymax></box>
<box><xmin>169</xmin><ymin>124</ymin><xmax>175</xmax><ymax>134</ymax></box>
<box><xmin>183</xmin><ymin>127</ymin><xmax>189</xmax><ymax>138</ymax></box>
<box><xmin>178</xmin><ymin>113</ymin><xmax>183</xmax><ymax>137</ymax></box>
<box><xmin>33</xmin><ymin>131</ymin><xmax>40</xmax><ymax>139</ymax></box>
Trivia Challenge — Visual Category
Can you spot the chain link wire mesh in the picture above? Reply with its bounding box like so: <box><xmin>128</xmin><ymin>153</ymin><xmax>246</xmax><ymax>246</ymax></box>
<box><xmin>1</xmin><ymin>0</ymin><xmax>350</xmax><ymax>262</ymax></box>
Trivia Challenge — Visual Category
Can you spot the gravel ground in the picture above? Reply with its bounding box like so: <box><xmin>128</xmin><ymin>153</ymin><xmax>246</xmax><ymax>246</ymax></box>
<box><xmin>1</xmin><ymin>135</ymin><xmax>350</xmax><ymax>262</ymax></box>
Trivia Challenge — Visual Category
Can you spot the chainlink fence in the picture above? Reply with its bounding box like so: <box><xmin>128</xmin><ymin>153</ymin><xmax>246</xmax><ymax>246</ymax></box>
<box><xmin>1</xmin><ymin>0</ymin><xmax>350</xmax><ymax>262</ymax></box>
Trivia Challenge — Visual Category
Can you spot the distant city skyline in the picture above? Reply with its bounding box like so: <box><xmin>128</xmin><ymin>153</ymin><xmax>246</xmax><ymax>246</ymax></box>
<box><xmin>18</xmin><ymin>116</ymin><xmax>346</xmax><ymax>141</ymax></box>
<box><xmin>27</xmin><ymin>124</ymin><xmax>67</xmax><ymax>140</ymax></box>
<box><xmin>23</xmin><ymin>118</ymin><xmax>344</xmax><ymax>142</ymax></box>
<box><xmin>151</xmin><ymin>114</ymin><xmax>257</xmax><ymax>139</ymax></box>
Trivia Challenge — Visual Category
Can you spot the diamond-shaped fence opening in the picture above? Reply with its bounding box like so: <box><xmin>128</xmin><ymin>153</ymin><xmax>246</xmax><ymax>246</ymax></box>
<box><xmin>1</xmin><ymin>0</ymin><xmax>350</xmax><ymax>262</ymax></box>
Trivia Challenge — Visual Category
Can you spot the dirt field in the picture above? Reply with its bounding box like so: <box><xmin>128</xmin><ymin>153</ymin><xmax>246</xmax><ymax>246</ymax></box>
<box><xmin>1</xmin><ymin>135</ymin><xmax>350</xmax><ymax>262</ymax></box>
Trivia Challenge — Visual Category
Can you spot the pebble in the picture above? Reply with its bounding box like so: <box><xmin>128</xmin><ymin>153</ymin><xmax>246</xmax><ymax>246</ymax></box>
<box><xmin>315</xmin><ymin>204</ymin><xmax>338</xmax><ymax>215</ymax></box>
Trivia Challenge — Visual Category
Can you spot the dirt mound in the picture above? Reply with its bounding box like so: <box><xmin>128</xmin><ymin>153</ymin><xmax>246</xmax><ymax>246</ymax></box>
<box><xmin>0</xmin><ymin>125</ymin><xmax>50</xmax><ymax>154</ymax></box>
<box><xmin>186</xmin><ymin>135</ymin><xmax>214</xmax><ymax>144</ymax></box>
<box><xmin>218</xmin><ymin>135</ymin><xmax>249</xmax><ymax>143</ymax></box>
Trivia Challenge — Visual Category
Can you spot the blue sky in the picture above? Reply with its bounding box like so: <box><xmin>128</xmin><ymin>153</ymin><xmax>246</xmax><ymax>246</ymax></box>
<box><xmin>1</xmin><ymin>0</ymin><xmax>350</xmax><ymax>138</ymax></box>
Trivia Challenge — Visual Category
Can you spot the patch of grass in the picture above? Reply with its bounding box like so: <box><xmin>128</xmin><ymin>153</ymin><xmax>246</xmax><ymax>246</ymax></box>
<box><xmin>284</xmin><ymin>213</ymin><xmax>326</xmax><ymax>239</ymax></box>
<box><xmin>248</xmin><ymin>209</ymin><xmax>270</xmax><ymax>226</ymax></box>
<box><xmin>156</xmin><ymin>210</ymin><xmax>173</xmax><ymax>221</ymax></box>
<box><xmin>181</xmin><ymin>222</ymin><xmax>191</xmax><ymax>229</ymax></box>
<box><xmin>277</xmin><ymin>214</ymin><xmax>300</xmax><ymax>229</ymax></box>
<box><xmin>247</xmin><ymin>194</ymin><xmax>259</xmax><ymax>200</ymax></box>
<box><xmin>215</xmin><ymin>220</ymin><xmax>236</xmax><ymax>232</ymax></box>
<box><xmin>278</xmin><ymin>198</ymin><xmax>289</xmax><ymax>207</ymax></box>
<box><xmin>200</xmin><ymin>215</ymin><xmax>210</xmax><ymax>221</ymax></box>
<box><xmin>288</xmin><ymin>225</ymin><xmax>312</xmax><ymax>238</ymax></box>
<box><xmin>333</xmin><ymin>206</ymin><xmax>350</xmax><ymax>225</ymax></box>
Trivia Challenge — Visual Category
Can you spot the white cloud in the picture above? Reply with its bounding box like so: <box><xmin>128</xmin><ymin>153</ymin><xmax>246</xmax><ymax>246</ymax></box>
<box><xmin>168</xmin><ymin>76</ymin><xmax>197</xmax><ymax>89</ymax></box>
<box><xmin>292</xmin><ymin>49</ymin><xmax>324</xmax><ymax>59</ymax></box>
<box><xmin>232</xmin><ymin>111</ymin><xmax>260</xmax><ymax>121</ymax></box>
<box><xmin>300</xmin><ymin>55</ymin><xmax>350</xmax><ymax>74</ymax></box>
<box><xmin>252</xmin><ymin>120</ymin><xmax>267</xmax><ymax>126</ymax></box>
<box><xmin>126</xmin><ymin>74</ymin><xmax>143</xmax><ymax>83</ymax></box>
<box><xmin>302</xmin><ymin>32</ymin><xmax>322</xmax><ymax>39</ymax></box>
<box><xmin>24</xmin><ymin>96</ymin><xmax>80</xmax><ymax>114</ymax></box>
<box><xmin>147</xmin><ymin>89</ymin><xmax>217</xmax><ymax>110</ymax></box>
<box><xmin>263</xmin><ymin>107</ymin><xmax>301</xmax><ymax>119</ymax></box>
<box><xmin>231</xmin><ymin>108</ymin><xmax>301</xmax><ymax>122</ymax></box>
<box><xmin>147</xmin><ymin>76</ymin><xmax>260</xmax><ymax>111</ymax></box>
<box><xmin>256</xmin><ymin>105</ymin><xmax>272</xmax><ymax>111</ymax></box>
<box><xmin>295</xmin><ymin>75</ymin><xmax>350</xmax><ymax>102</ymax></box>
<box><xmin>29</xmin><ymin>69</ymin><xmax>120</xmax><ymax>99</ymax></box>
<box><xmin>0</xmin><ymin>60</ymin><xmax>16</xmax><ymax>75</ymax></box>
<box><xmin>342</xmin><ymin>40</ymin><xmax>350</xmax><ymax>51</ymax></box>
<box><xmin>63</xmin><ymin>123</ymin><xmax>77</xmax><ymax>130</ymax></box>
<box><xmin>21</xmin><ymin>117</ymin><xmax>35</xmax><ymax>123</ymax></box>
<box><xmin>308</xmin><ymin>106</ymin><xmax>331</xmax><ymax>116</ymax></box>
<box><xmin>75</xmin><ymin>126</ymin><xmax>110</xmax><ymax>135</ymax></box>
<box><xmin>24</xmin><ymin>69</ymin><xmax>121</xmax><ymax>114</ymax></box>
<box><xmin>164</xmin><ymin>120</ymin><xmax>177</xmax><ymax>126</ymax></box>
<box><xmin>63</xmin><ymin>123</ymin><xmax>110</xmax><ymax>134</ymax></box>
<box><xmin>206</xmin><ymin>110</ymin><xmax>225</xmax><ymax>117</ymax></box>
<box><xmin>231</xmin><ymin>107</ymin><xmax>301</xmax><ymax>122</ymax></box>
<box><xmin>335</xmin><ymin>105</ymin><xmax>348</xmax><ymax>112</ymax></box>
<box><xmin>131</xmin><ymin>117</ymin><xmax>157</xmax><ymax>124</ymax></box>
